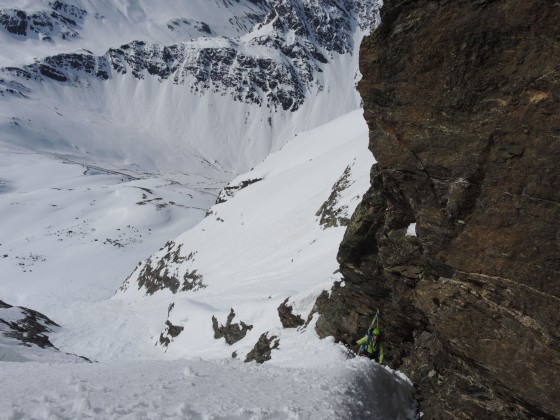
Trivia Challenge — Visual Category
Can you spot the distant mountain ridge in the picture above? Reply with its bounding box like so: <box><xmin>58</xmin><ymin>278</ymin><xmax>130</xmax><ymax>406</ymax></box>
<box><xmin>0</xmin><ymin>1</ymin><xmax>87</xmax><ymax>41</ymax></box>
<box><xmin>0</xmin><ymin>0</ymin><xmax>379</xmax><ymax>174</ymax></box>
<box><xmin>1</xmin><ymin>0</ymin><xmax>377</xmax><ymax>110</ymax></box>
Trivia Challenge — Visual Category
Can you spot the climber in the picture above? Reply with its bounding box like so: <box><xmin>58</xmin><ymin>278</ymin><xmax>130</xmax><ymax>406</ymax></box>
<box><xmin>352</xmin><ymin>327</ymin><xmax>384</xmax><ymax>364</ymax></box>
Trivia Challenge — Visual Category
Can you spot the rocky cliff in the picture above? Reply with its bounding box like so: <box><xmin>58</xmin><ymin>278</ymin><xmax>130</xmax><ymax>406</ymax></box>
<box><xmin>315</xmin><ymin>0</ymin><xmax>560</xmax><ymax>418</ymax></box>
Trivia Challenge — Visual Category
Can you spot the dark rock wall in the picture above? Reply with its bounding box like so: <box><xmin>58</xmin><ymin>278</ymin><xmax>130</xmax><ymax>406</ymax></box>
<box><xmin>315</xmin><ymin>0</ymin><xmax>560</xmax><ymax>418</ymax></box>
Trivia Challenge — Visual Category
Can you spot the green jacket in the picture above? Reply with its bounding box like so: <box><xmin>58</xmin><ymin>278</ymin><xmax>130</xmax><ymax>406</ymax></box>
<box><xmin>357</xmin><ymin>335</ymin><xmax>384</xmax><ymax>364</ymax></box>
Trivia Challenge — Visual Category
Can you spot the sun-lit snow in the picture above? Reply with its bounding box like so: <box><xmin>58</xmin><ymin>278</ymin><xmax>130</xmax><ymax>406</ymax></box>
<box><xmin>1</xmin><ymin>0</ymin><xmax>417</xmax><ymax>418</ymax></box>
<box><xmin>0</xmin><ymin>145</ymin><xmax>227</xmax><ymax>310</ymax></box>
<box><xmin>1</xmin><ymin>0</ymin><xmax>376</xmax><ymax>175</ymax></box>
<box><xmin>0</xmin><ymin>110</ymin><xmax>417</xmax><ymax>419</ymax></box>
<box><xmin>1</xmin><ymin>356</ymin><xmax>416</xmax><ymax>419</ymax></box>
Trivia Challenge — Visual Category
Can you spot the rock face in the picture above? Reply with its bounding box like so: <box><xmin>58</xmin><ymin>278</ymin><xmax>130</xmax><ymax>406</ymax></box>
<box><xmin>316</xmin><ymin>164</ymin><xmax>354</xmax><ymax>229</ymax></box>
<box><xmin>121</xmin><ymin>242</ymin><xmax>206</xmax><ymax>296</ymax></box>
<box><xmin>315</xmin><ymin>0</ymin><xmax>560</xmax><ymax>418</ymax></box>
<box><xmin>159</xmin><ymin>320</ymin><xmax>184</xmax><ymax>348</ymax></box>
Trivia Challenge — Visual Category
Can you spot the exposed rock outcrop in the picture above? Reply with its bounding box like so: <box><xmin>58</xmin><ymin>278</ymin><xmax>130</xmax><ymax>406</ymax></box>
<box><xmin>277</xmin><ymin>298</ymin><xmax>305</xmax><ymax>328</ymax></box>
<box><xmin>316</xmin><ymin>0</ymin><xmax>560</xmax><ymax>418</ymax></box>
<box><xmin>212</xmin><ymin>308</ymin><xmax>253</xmax><ymax>345</ymax></box>
<box><xmin>216</xmin><ymin>178</ymin><xmax>263</xmax><ymax>204</ymax></box>
<box><xmin>159</xmin><ymin>320</ymin><xmax>184</xmax><ymax>348</ymax></box>
<box><xmin>121</xmin><ymin>242</ymin><xmax>206</xmax><ymax>296</ymax></box>
<box><xmin>0</xmin><ymin>1</ymin><xmax>86</xmax><ymax>41</ymax></box>
<box><xmin>0</xmin><ymin>299</ymin><xmax>91</xmax><ymax>362</ymax></box>
<box><xmin>316</xmin><ymin>163</ymin><xmax>355</xmax><ymax>228</ymax></box>
<box><xmin>244</xmin><ymin>332</ymin><xmax>279</xmax><ymax>363</ymax></box>
<box><xmin>0</xmin><ymin>299</ymin><xmax>59</xmax><ymax>348</ymax></box>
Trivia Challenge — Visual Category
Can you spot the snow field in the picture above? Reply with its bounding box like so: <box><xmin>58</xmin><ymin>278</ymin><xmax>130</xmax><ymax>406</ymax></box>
<box><xmin>111</xmin><ymin>110</ymin><xmax>375</xmax><ymax>362</ymax></box>
<box><xmin>0</xmin><ymin>356</ymin><xmax>416</xmax><ymax>420</ymax></box>
<box><xmin>0</xmin><ymin>111</ymin><xmax>418</xmax><ymax>419</ymax></box>
<box><xmin>0</xmin><ymin>1</ymin><xmax>418</xmax><ymax>417</ymax></box>
<box><xmin>1</xmin><ymin>40</ymin><xmax>363</xmax><ymax>176</ymax></box>
<box><xmin>0</xmin><ymin>144</ymin><xmax>228</xmax><ymax>311</ymax></box>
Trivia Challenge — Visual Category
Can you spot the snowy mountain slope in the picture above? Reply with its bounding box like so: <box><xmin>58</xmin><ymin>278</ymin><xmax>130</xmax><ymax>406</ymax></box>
<box><xmin>1</xmin><ymin>109</ymin><xmax>417</xmax><ymax>419</ymax></box>
<box><xmin>0</xmin><ymin>0</ymin><xmax>383</xmax><ymax>358</ymax></box>
<box><xmin>0</xmin><ymin>299</ymin><xmax>87</xmax><ymax>362</ymax></box>
<box><xmin>0</xmin><ymin>0</ymin><xmax>270</xmax><ymax>66</ymax></box>
<box><xmin>0</xmin><ymin>1</ymin><xmax>419</xmax><ymax>417</ymax></box>
<box><xmin>0</xmin><ymin>0</ymin><xmax>380</xmax><ymax>175</ymax></box>
<box><xmin>111</xmin><ymin>110</ymin><xmax>374</xmax><ymax>362</ymax></box>
<box><xmin>2</xmin><ymin>109</ymin><xmax>376</xmax><ymax>364</ymax></box>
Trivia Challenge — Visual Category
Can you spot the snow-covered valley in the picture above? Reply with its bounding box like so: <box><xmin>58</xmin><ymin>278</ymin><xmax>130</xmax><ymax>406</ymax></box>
<box><xmin>0</xmin><ymin>110</ymin><xmax>416</xmax><ymax>419</ymax></box>
<box><xmin>1</xmin><ymin>1</ymin><xmax>417</xmax><ymax>418</ymax></box>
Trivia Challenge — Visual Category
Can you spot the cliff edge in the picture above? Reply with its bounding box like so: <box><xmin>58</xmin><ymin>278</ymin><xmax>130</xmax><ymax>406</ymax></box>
<box><xmin>315</xmin><ymin>0</ymin><xmax>560</xmax><ymax>417</ymax></box>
